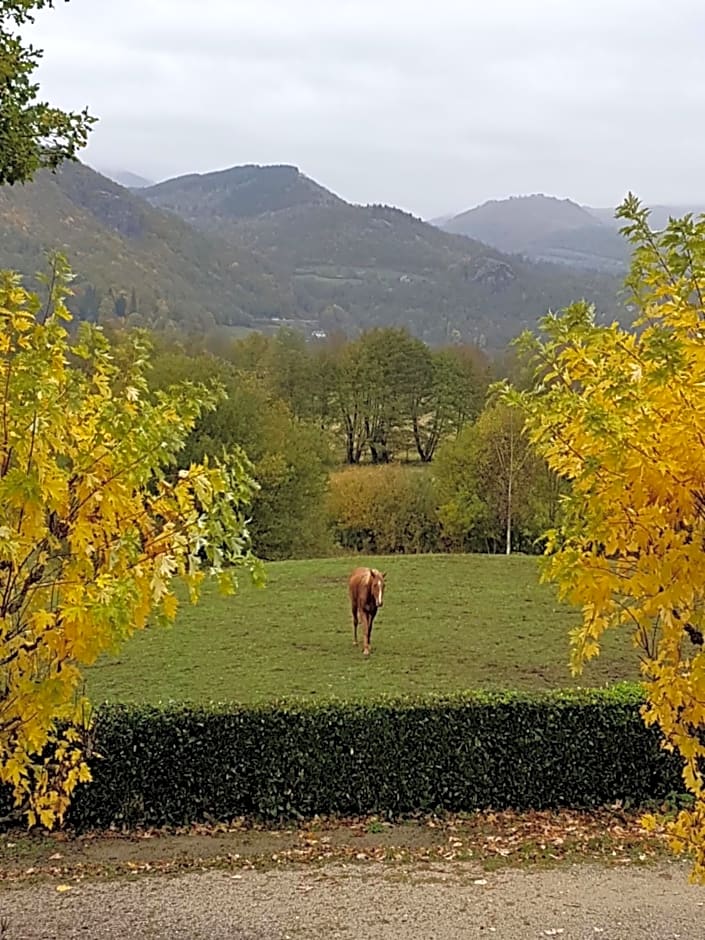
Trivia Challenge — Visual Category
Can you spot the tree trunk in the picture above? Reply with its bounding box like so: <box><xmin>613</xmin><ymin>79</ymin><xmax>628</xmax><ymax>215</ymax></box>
<box><xmin>505</xmin><ymin>471</ymin><xmax>512</xmax><ymax>555</ymax></box>
<box><xmin>412</xmin><ymin>414</ymin><xmax>427</xmax><ymax>462</ymax></box>
<box><xmin>344</xmin><ymin>420</ymin><xmax>362</xmax><ymax>464</ymax></box>
<box><xmin>344</xmin><ymin>419</ymin><xmax>356</xmax><ymax>464</ymax></box>
<box><xmin>369</xmin><ymin>440</ymin><xmax>390</xmax><ymax>464</ymax></box>
<box><xmin>505</xmin><ymin>425</ymin><xmax>514</xmax><ymax>555</ymax></box>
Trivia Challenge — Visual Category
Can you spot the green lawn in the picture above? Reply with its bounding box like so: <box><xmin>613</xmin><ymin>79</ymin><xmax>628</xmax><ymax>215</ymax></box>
<box><xmin>86</xmin><ymin>554</ymin><xmax>637</xmax><ymax>705</ymax></box>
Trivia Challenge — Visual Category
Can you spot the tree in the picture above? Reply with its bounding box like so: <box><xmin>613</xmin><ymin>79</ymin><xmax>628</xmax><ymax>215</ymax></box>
<box><xmin>506</xmin><ymin>195</ymin><xmax>705</xmax><ymax>879</ymax></box>
<box><xmin>327</xmin><ymin>328</ymin><xmax>432</xmax><ymax>464</ymax></box>
<box><xmin>149</xmin><ymin>351</ymin><xmax>333</xmax><ymax>560</ymax></box>
<box><xmin>1</xmin><ymin>1</ymin><xmax>95</xmax><ymax>185</ymax></box>
<box><xmin>359</xmin><ymin>328</ymin><xmax>429</xmax><ymax>464</ymax></box>
<box><xmin>265</xmin><ymin>329</ymin><xmax>317</xmax><ymax>419</ymax></box>
<box><xmin>326</xmin><ymin>338</ymin><xmax>368</xmax><ymax>465</ymax></box>
<box><xmin>411</xmin><ymin>345</ymin><xmax>489</xmax><ymax>462</ymax></box>
<box><xmin>0</xmin><ymin>260</ymin><xmax>261</xmax><ymax>827</ymax></box>
<box><xmin>187</xmin><ymin>376</ymin><xmax>332</xmax><ymax>560</ymax></box>
<box><xmin>434</xmin><ymin>402</ymin><xmax>554</xmax><ymax>554</ymax></box>
<box><xmin>490</xmin><ymin>404</ymin><xmax>532</xmax><ymax>555</ymax></box>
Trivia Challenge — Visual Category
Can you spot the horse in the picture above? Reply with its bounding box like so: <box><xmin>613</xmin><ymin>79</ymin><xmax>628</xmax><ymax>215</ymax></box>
<box><xmin>348</xmin><ymin>567</ymin><xmax>386</xmax><ymax>657</ymax></box>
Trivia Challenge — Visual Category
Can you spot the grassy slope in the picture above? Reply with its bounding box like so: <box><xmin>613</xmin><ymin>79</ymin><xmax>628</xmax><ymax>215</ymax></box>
<box><xmin>87</xmin><ymin>555</ymin><xmax>636</xmax><ymax>705</ymax></box>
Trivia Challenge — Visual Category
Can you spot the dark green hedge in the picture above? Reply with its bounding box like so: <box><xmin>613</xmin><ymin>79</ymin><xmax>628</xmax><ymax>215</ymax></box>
<box><xmin>24</xmin><ymin>684</ymin><xmax>678</xmax><ymax>831</ymax></box>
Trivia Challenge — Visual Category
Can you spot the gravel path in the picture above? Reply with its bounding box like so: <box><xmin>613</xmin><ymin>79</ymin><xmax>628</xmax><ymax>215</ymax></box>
<box><xmin>0</xmin><ymin>860</ymin><xmax>703</xmax><ymax>940</ymax></box>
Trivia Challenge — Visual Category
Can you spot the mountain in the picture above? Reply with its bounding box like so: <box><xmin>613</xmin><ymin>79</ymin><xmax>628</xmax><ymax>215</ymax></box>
<box><xmin>0</xmin><ymin>161</ymin><xmax>627</xmax><ymax>348</ymax></box>
<box><xmin>589</xmin><ymin>204</ymin><xmax>705</xmax><ymax>230</ymax></box>
<box><xmin>99</xmin><ymin>169</ymin><xmax>154</xmax><ymax>189</ymax></box>
<box><xmin>439</xmin><ymin>194</ymin><xmax>705</xmax><ymax>275</ymax></box>
<box><xmin>143</xmin><ymin>164</ymin><xmax>343</xmax><ymax>226</ymax></box>
<box><xmin>141</xmin><ymin>166</ymin><xmax>624</xmax><ymax>347</ymax></box>
<box><xmin>0</xmin><ymin>161</ymin><xmax>297</xmax><ymax>330</ymax></box>
<box><xmin>443</xmin><ymin>195</ymin><xmax>598</xmax><ymax>250</ymax></box>
<box><xmin>439</xmin><ymin>194</ymin><xmax>629</xmax><ymax>273</ymax></box>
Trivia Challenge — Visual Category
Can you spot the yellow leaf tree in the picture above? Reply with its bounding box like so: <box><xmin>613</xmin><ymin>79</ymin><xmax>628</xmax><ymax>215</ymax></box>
<box><xmin>507</xmin><ymin>194</ymin><xmax>705</xmax><ymax>880</ymax></box>
<box><xmin>0</xmin><ymin>258</ymin><xmax>262</xmax><ymax>828</ymax></box>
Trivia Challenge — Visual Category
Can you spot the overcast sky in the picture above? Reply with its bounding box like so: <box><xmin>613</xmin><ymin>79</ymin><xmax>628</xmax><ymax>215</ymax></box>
<box><xmin>29</xmin><ymin>0</ymin><xmax>705</xmax><ymax>218</ymax></box>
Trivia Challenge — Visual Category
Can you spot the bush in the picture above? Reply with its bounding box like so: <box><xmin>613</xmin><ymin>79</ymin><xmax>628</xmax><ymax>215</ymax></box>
<box><xmin>149</xmin><ymin>355</ymin><xmax>334</xmax><ymax>560</ymax></box>
<box><xmin>434</xmin><ymin>405</ymin><xmax>562</xmax><ymax>554</ymax></box>
<box><xmin>0</xmin><ymin>685</ymin><xmax>681</xmax><ymax>831</ymax></box>
<box><xmin>327</xmin><ymin>464</ymin><xmax>441</xmax><ymax>554</ymax></box>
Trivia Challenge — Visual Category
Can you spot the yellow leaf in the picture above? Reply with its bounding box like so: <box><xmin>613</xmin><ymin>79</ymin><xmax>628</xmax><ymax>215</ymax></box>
<box><xmin>161</xmin><ymin>593</ymin><xmax>178</xmax><ymax>620</ymax></box>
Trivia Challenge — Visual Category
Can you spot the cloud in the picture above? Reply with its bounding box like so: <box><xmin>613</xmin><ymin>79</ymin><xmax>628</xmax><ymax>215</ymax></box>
<box><xmin>27</xmin><ymin>0</ymin><xmax>705</xmax><ymax>216</ymax></box>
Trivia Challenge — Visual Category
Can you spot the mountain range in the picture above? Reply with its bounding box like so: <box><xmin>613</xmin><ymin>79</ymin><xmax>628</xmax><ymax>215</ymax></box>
<box><xmin>0</xmin><ymin>162</ymin><xmax>632</xmax><ymax>348</ymax></box>
<box><xmin>100</xmin><ymin>169</ymin><xmax>154</xmax><ymax>189</ymax></box>
<box><xmin>436</xmin><ymin>194</ymin><xmax>705</xmax><ymax>273</ymax></box>
<box><xmin>0</xmin><ymin>161</ymin><xmax>296</xmax><ymax>332</ymax></box>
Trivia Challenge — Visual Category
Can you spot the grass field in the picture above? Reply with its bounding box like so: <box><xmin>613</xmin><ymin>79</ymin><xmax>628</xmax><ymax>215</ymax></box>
<box><xmin>86</xmin><ymin>554</ymin><xmax>637</xmax><ymax>705</ymax></box>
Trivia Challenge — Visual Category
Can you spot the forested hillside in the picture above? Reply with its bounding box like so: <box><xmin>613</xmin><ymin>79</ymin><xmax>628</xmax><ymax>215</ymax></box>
<box><xmin>142</xmin><ymin>164</ymin><xmax>626</xmax><ymax>346</ymax></box>
<box><xmin>0</xmin><ymin>161</ymin><xmax>296</xmax><ymax>331</ymax></box>
<box><xmin>0</xmin><ymin>161</ymin><xmax>626</xmax><ymax>347</ymax></box>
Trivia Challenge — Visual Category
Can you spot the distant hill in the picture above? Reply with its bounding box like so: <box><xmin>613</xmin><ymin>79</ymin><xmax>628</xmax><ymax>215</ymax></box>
<box><xmin>141</xmin><ymin>166</ymin><xmax>625</xmax><ymax>347</ymax></box>
<box><xmin>443</xmin><ymin>195</ymin><xmax>597</xmax><ymax>250</ymax></box>
<box><xmin>99</xmin><ymin>168</ymin><xmax>154</xmax><ymax>189</ymax></box>
<box><xmin>439</xmin><ymin>194</ymin><xmax>705</xmax><ymax>274</ymax></box>
<box><xmin>439</xmin><ymin>194</ymin><xmax>629</xmax><ymax>273</ymax></box>
<box><xmin>590</xmin><ymin>204</ymin><xmax>705</xmax><ymax>230</ymax></box>
<box><xmin>143</xmin><ymin>164</ymin><xmax>343</xmax><ymax>227</ymax></box>
<box><xmin>0</xmin><ymin>162</ymin><xmax>296</xmax><ymax>330</ymax></box>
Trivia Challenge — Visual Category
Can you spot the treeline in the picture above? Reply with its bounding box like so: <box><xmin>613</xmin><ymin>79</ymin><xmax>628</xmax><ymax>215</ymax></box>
<box><xmin>144</xmin><ymin>326</ymin><xmax>562</xmax><ymax>559</ymax></box>
<box><xmin>328</xmin><ymin>405</ymin><xmax>564</xmax><ymax>556</ymax></box>
<box><xmin>226</xmin><ymin>327</ymin><xmax>491</xmax><ymax>463</ymax></box>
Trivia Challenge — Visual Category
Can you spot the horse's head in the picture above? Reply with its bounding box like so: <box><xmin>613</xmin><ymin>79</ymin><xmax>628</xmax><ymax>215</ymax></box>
<box><xmin>371</xmin><ymin>569</ymin><xmax>386</xmax><ymax>608</ymax></box>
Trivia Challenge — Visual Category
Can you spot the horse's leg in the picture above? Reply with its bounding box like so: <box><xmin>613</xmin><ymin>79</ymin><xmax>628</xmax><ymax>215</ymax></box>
<box><xmin>352</xmin><ymin>600</ymin><xmax>359</xmax><ymax>645</ymax></box>
<box><xmin>366</xmin><ymin>609</ymin><xmax>377</xmax><ymax>655</ymax></box>
<box><xmin>362</xmin><ymin>610</ymin><xmax>372</xmax><ymax>657</ymax></box>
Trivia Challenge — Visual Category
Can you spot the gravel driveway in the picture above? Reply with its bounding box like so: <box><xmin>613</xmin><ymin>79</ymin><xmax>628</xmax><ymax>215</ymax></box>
<box><xmin>1</xmin><ymin>860</ymin><xmax>703</xmax><ymax>940</ymax></box>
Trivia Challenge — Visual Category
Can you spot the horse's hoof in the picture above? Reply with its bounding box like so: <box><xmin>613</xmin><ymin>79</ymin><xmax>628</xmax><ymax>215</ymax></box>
<box><xmin>363</xmin><ymin>649</ymin><xmax>370</xmax><ymax>657</ymax></box>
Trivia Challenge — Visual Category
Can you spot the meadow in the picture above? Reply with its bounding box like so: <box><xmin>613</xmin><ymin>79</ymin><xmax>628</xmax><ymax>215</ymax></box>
<box><xmin>86</xmin><ymin>555</ymin><xmax>638</xmax><ymax>705</ymax></box>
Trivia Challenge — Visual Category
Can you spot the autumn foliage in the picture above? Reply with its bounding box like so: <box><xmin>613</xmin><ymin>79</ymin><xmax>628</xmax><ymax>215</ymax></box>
<box><xmin>509</xmin><ymin>195</ymin><xmax>705</xmax><ymax>879</ymax></box>
<box><xmin>327</xmin><ymin>465</ymin><xmax>440</xmax><ymax>554</ymax></box>
<box><xmin>0</xmin><ymin>260</ymin><xmax>261</xmax><ymax>827</ymax></box>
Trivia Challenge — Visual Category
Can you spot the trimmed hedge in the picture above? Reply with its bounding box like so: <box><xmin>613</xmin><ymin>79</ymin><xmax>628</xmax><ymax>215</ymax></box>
<box><xmin>3</xmin><ymin>685</ymin><xmax>685</xmax><ymax>831</ymax></box>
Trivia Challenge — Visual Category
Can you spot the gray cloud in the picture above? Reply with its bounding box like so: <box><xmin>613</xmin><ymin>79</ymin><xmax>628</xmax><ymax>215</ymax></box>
<box><xmin>28</xmin><ymin>0</ymin><xmax>705</xmax><ymax>217</ymax></box>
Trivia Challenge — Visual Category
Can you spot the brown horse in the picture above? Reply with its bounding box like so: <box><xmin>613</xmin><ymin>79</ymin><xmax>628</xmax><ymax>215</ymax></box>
<box><xmin>349</xmin><ymin>567</ymin><xmax>386</xmax><ymax>656</ymax></box>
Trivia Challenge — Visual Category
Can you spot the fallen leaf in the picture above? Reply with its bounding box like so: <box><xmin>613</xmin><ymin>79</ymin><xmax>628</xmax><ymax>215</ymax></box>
<box><xmin>55</xmin><ymin>884</ymin><xmax>72</xmax><ymax>893</ymax></box>
<box><xmin>48</xmin><ymin>853</ymin><xmax>63</xmax><ymax>861</ymax></box>
<box><xmin>473</xmin><ymin>878</ymin><xmax>488</xmax><ymax>886</ymax></box>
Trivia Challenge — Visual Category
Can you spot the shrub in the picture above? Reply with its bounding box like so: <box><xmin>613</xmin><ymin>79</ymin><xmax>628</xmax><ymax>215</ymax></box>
<box><xmin>0</xmin><ymin>685</ymin><xmax>682</xmax><ymax>831</ymax></box>
<box><xmin>327</xmin><ymin>464</ymin><xmax>441</xmax><ymax>554</ymax></box>
<box><xmin>149</xmin><ymin>356</ymin><xmax>334</xmax><ymax>560</ymax></box>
